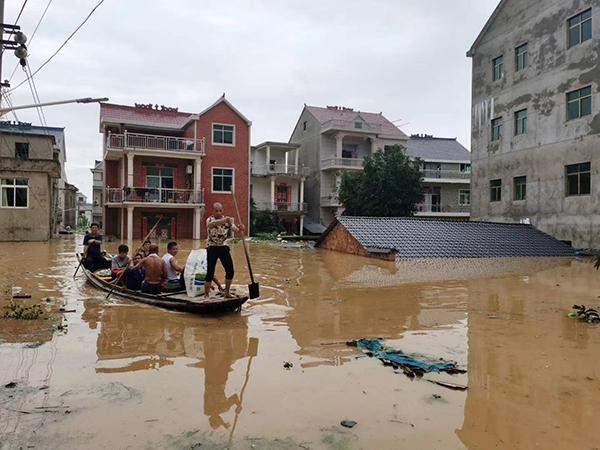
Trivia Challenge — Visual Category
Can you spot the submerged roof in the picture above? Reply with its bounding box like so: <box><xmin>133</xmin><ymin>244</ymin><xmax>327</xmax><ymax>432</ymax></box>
<box><xmin>306</xmin><ymin>105</ymin><xmax>408</xmax><ymax>139</ymax></box>
<box><xmin>406</xmin><ymin>135</ymin><xmax>471</xmax><ymax>162</ymax></box>
<box><xmin>321</xmin><ymin>216</ymin><xmax>574</xmax><ymax>258</ymax></box>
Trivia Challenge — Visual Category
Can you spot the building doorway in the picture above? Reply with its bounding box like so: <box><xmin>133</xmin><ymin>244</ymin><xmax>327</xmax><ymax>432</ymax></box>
<box><xmin>276</xmin><ymin>184</ymin><xmax>291</xmax><ymax>211</ymax></box>
<box><xmin>142</xmin><ymin>213</ymin><xmax>177</xmax><ymax>240</ymax></box>
<box><xmin>146</xmin><ymin>166</ymin><xmax>174</xmax><ymax>202</ymax></box>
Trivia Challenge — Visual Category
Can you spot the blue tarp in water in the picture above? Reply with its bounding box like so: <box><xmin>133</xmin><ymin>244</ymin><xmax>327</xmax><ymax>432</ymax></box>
<box><xmin>350</xmin><ymin>339</ymin><xmax>465</xmax><ymax>377</ymax></box>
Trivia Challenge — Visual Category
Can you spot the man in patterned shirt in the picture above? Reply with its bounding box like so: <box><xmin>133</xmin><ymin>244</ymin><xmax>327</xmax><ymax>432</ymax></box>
<box><xmin>204</xmin><ymin>202</ymin><xmax>243</xmax><ymax>298</ymax></box>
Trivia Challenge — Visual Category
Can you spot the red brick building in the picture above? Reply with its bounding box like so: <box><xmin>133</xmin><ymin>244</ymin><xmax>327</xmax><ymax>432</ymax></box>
<box><xmin>99</xmin><ymin>95</ymin><xmax>250</xmax><ymax>241</ymax></box>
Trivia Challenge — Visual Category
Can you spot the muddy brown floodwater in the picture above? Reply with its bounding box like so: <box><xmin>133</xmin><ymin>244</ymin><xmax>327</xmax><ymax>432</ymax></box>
<box><xmin>1</xmin><ymin>236</ymin><xmax>600</xmax><ymax>449</ymax></box>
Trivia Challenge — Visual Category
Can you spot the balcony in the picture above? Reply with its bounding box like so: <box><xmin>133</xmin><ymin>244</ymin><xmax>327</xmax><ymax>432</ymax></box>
<box><xmin>105</xmin><ymin>187</ymin><xmax>204</xmax><ymax>206</ymax></box>
<box><xmin>251</xmin><ymin>163</ymin><xmax>310</xmax><ymax>177</ymax></box>
<box><xmin>105</xmin><ymin>132</ymin><xmax>205</xmax><ymax>157</ymax></box>
<box><xmin>422</xmin><ymin>169</ymin><xmax>471</xmax><ymax>182</ymax></box>
<box><xmin>321</xmin><ymin>195</ymin><xmax>342</xmax><ymax>207</ymax></box>
<box><xmin>321</xmin><ymin>157</ymin><xmax>364</xmax><ymax>171</ymax></box>
<box><xmin>415</xmin><ymin>203</ymin><xmax>470</xmax><ymax>216</ymax></box>
<box><xmin>255</xmin><ymin>202</ymin><xmax>308</xmax><ymax>213</ymax></box>
<box><xmin>321</xmin><ymin>119</ymin><xmax>382</xmax><ymax>134</ymax></box>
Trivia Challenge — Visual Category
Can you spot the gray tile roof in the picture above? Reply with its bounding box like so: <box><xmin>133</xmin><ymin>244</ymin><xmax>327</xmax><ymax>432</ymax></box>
<box><xmin>326</xmin><ymin>216</ymin><xmax>574</xmax><ymax>258</ymax></box>
<box><xmin>405</xmin><ymin>137</ymin><xmax>470</xmax><ymax>162</ymax></box>
<box><xmin>306</xmin><ymin>106</ymin><xmax>408</xmax><ymax>139</ymax></box>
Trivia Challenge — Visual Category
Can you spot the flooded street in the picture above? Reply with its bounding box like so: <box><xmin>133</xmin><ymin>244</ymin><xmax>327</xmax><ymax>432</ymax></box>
<box><xmin>1</xmin><ymin>236</ymin><xmax>600</xmax><ymax>449</ymax></box>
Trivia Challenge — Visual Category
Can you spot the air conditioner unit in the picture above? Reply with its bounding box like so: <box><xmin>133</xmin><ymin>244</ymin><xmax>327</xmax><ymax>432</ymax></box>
<box><xmin>186</xmin><ymin>165</ymin><xmax>193</xmax><ymax>174</ymax></box>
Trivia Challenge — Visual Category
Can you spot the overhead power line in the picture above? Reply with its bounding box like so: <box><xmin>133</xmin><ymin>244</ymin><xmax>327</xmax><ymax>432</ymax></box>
<box><xmin>8</xmin><ymin>0</ymin><xmax>105</xmax><ymax>94</ymax></box>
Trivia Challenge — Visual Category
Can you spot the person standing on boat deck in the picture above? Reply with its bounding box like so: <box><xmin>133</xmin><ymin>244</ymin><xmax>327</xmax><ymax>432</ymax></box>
<box><xmin>163</xmin><ymin>241</ymin><xmax>184</xmax><ymax>291</ymax></box>
<box><xmin>82</xmin><ymin>223</ymin><xmax>110</xmax><ymax>272</ymax></box>
<box><xmin>205</xmin><ymin>202</ymin><xmax>243</xmax><ymax>298</ymax></box>
<box><xmin>134</xmin><ymin>244</ymin><xmax>167</xmax><ymax>294</ymax></box>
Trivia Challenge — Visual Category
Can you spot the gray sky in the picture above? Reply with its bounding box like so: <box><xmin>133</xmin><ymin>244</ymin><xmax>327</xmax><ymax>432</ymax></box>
<box><xmin>3</xmin><ymin>0</ymin><xmax>498</xmax><ymax>198</ymax></box>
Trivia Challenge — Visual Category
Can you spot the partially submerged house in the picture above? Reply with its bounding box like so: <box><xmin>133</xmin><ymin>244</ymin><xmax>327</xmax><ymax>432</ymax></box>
<box><xmin>317</xmin><ymin>216</ymin><xmax>574</xmax><ymax>260</ymax></box>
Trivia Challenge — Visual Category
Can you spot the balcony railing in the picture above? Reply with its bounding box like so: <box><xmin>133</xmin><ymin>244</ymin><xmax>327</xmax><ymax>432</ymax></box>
<box><xmin>321</xmin><ymin>157</ymin><xmax>364</xmax><ymax>170</ymax></box>
<box><xmin>255</xmin><ymin>202</ymin><xmax>307</xmax><ymax>213</ymax></box>
<box><xmin>416</xmin><ymin>203</ymin><xmax>470</xmax><ymax>214</ymax></box>
<box><xmin>321</xmin><ymin>195</ymin><xmax>341</xmax><ymax>207</ymax></box>
<box><xmin>106</xmin><ymin>187</ymin><xmax>204</xmax><ymax>205</ymax></box>
<box><xmin>422</xmin><ymin>169</ymin><xmax>471</xmax><ymax>180</ymax></box>
<box><xmin>321</xmin><ymin>119</ymin><xmax>382</xmax><ymax>134</ymax></box>
<box><xmin>251</xmin><ymin>164</ymin><xmax>310</xmax><ymax>177</ymax></box>
<box><xmin>106</xmin><ymin>132</ymin><xmax>205</xmax><ymax>155</ymax></box>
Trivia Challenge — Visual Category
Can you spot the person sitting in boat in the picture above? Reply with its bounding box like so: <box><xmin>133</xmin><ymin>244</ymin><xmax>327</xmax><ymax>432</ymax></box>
<box><xmin>123</xmin><ymin>253</ymin><xmax>145</xmax><ymax>291</ymax></box>
<box><xmin>204</xmin><ymin>202</ymin><xmax>243</xmax><ymax>298</ymax></box>
<box><xmin>82</xmin><ymin>223</ymin><xmax>111</xmax><ymax>272</ymax></box>
<box><xmin>133</xmin><ymin>243</ymin><xmax>167</xmax><ymax>294</ymax></box>
<box><xmin>140</xmin><ymin>239</ymin><xmax>152</xmax><ymax>258</ymax></box>
<box><xmin>162</xmin><ymin>241</ymin><xmax>185</xmax><ymax>291</ymax></box>
<box><xmin>111</xmin><ymin>244</ymin><xmax>130</xmax><ymax>280</ymax></box>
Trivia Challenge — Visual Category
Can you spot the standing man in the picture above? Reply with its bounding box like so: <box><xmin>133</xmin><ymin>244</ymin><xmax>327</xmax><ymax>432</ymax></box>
<box><xmin>204</xmin><ymin>202</ymin><xmax>243</xmax><ymax>298</ymax></box>
<box><xmin>163</xmin><ymin>241</ymin><xmax>184</xmax><ymax>291</ymax></box>
<box><xmin>82</xmin><ymin>223</ymin><xmax>110</xmax><ymax>272</ymax></box>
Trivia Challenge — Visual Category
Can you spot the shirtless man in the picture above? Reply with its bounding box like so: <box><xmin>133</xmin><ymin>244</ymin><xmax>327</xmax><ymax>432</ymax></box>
<box><xmin>134</xmin><ymin>243</ymin><xmax>167</xmax><ymax>294</ymax></box>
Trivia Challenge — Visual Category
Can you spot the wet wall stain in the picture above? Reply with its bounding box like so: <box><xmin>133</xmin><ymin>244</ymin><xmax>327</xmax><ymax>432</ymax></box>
<box><xmin>588</xmin><ymin>114</ymin><xmax>600</xmax><ymax>135</ymax></box>
<box><xmin>532</xmin><ymin>89</ymin><xmax>556</xmax><ymax>116</ymax></box>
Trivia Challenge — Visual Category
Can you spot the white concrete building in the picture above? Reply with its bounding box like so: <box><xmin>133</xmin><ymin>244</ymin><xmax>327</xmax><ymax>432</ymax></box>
<box><xmin>250</xmin><ymin>142</ymin><xmax>309</xmax><ymax>234</ymax></box>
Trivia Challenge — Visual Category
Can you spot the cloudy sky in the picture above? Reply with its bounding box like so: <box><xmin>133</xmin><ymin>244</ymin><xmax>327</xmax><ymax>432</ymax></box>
<box><xmin>3</xmin><ymin>0</ymin><xmax>498</xmax><ymax>198</ymax></box>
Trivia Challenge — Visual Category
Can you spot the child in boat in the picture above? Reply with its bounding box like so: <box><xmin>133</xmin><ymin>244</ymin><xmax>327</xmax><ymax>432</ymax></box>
<box><xmin>111</xmin><ymin>244</ymin><xmax>130</xmax><ymax>280</ymax></box>
<box><xmin>123</xmin><ymin>253</ymin><xmax>145</xmax><ymax>291</ymax></box>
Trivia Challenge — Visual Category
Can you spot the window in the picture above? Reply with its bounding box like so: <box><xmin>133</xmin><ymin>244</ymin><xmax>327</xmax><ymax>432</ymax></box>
<box><xmin>492</xmin><ymin>55</ymin><xmax>504</xmax><ymax>81</ymax></box>
<box><xmin>303</xmin><ymin>121</ymin><xmax>307</xmax><ymax>131</ymax></box>
<box><xmin>212</xmin><ymin>168</ymin><xmax>234</xmax><ymax>193</ymax></box>
<box><xmin>93</xmin><ymin>172</ymin><xmax>103</xmax><ymax>181</ymax></box>
<box><xmin>15</xmin><ymin>142</ymin><xmax>29</xmax><ymax>161</ymax></box>
<box><xmin>513</xmin><ymin>176</ymin><xmax>527</xmax><ymax>200</ymax></box>
<box><xmin>460</xmin><ymin>163</ymin><xmax>471</xmax><ymax>173</ymax></box>
<box><xmin>490</xmin><ymin>179</ymin><xmax>502</xmax><ymax>202</ymax></box>
<box><xmin>212</xmin><ymin>124</ymin><xmax>235</xmax><ymax>145</ymax></box>
<box><xmin>1</xmin><ymin>178</ymin><xmax>29</xmax><ymax>208</ymax></box>
<box><xmin>491</xmin><ymin>117</ymin><xmax>503</xmax><ymax>141</ymax></box>
<box><xmin>568</xmin><ymin>9</ymin><xmax>592</xmax><ymax>48</ymax></box>
<box><xmin>459</xmin><ymin>189</ymin><xmax>471</xmax><ymax>206</ymax></box>
<box><xmin>565</xmin><ymin>162</ymin><xmax>591</xmax><ymax>196</ymax></box>
<box><xmin>567</xmin><ymin>86</ymin><xmax>592</xmax><ymax>120</ymax></box>
<box><xmin>515</xmin><ymin>109</ymin><xmax>528</xmax><ymax>135</ymax></box>
<box><xmin>515</xmin><ymin>43</ymin><xmax>528</xmax><ymax>71</ymax></box>
<box><xmin>354</xmin><ymin>121</ymin><xmax>363</xmax><ymax>129</ymax></box>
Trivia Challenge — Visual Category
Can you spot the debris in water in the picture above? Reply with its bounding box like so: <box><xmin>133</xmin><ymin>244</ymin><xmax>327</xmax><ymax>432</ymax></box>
<box><xmin>12</xmin><ymin>293</ymin><xmax>32</xmax><ymax>299</ymax></box>
<box><xmin>432</xmin><ymin>394</ymin><xmax>442</xmax><ymax>399</ymax></box>
<box><xmin>3</xmin><ymin>302</ymin><xmax>44</xmax><ymax>320</ymax></box>
<box><xmin>283</xmin><ymin>361</ymin><xmax>293</xmax><ymax>370</ymax></box>
<box><xmin>340</xmin><ymin>420</ymin><xmax>357</xmax><ymax>428</ymax></box>
<box><xmin>569</xmin><ymin>305</ymin><xmax>600</xmax><ymax>323</ymax></box>
<box><xmin>348</xmin><ymin>339</ymin><xmax>466</xmax><ymax>378</ymax></box>
<box><xmin>59</xmin><ymin>308</ymin><xmax>76</xmax><ymax>313</ymax></box>
<box><xmin>426</xmin><ymin>380</ymin><xmax>468</xmax><ymax>391</ymax></box>
<box><xmin>5</xmin><ymin>381</ymin><xmax>17</xmax><ymax>388</ymax></box>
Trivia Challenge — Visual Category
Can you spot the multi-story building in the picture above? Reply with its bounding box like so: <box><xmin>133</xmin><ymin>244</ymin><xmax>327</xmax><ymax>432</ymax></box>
<box><xmin>99</xmin><ymin>95</ymin><xmax>251</xmax><ymax>241</ymax></box>
<box><xmin>63</xmin><ymin>182</ymin><xmax>78</xmax><ymax>229</ymax></box>
<box><xmin>90</xmin><ymin>160</ymin><xmax>104</xmax><ymax>226</ymax></box>
<box><xmin>290</xmin><ymin>105</ymin><xmax>408</xmax><ymax>228</ymax></box>
<box><xmin>468</xmin><ymin>0</ymin><xmax>599</xmax><ymax>248</ymax></box>
<box><xmin>76</xmin><ymin>191</ymin><xmax>93</xmax><ymax>225</ymax></box>
<box><xmin>0</xmin><ymin>122</ymin><xmax>62</xmax><ymax>241</ymax></box>
<box><xmin>250</xmin><ymin>141</ymin><xmax>309</xmax><ymax>234</ymax></box>
<box><xmin>407</xmin><ymin>134</ymin><xmax>471</xmax><ymax>219</ymax></box>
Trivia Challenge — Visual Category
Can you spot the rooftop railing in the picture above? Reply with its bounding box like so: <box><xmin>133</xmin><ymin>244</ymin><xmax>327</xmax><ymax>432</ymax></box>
<box><xmin>254</xmin><ymin>202</ymin><xmax>308</xmax><ymax>213</ymax></box>
<box><xmin>251</xmin><ymin>163</ymin><xmax>310</xmax><ymax>177</ymax></box>
<box><xmin>321</xmin><ymin>119</ymin><xmax>382</xmax><ymax>134</ymax></box>
<box><xmin>106</xmin><ymin>132</ymin><xmax>205</xmax><ymax>155</ymax></box>
<box><xmin>321</xmin><ymin>157</ymin><xmax>364</xmax><ymax>170</ymax></box>
<box><xmin>422</xmin><ymin>169</ymin><xmax>471</xmax><ymax>180</ymax></box>
<box><xmin>105</xmin><ymin>187</ymin><xmax>204</xmax><ymax>205</ymax></box>
<box><xmin>320</xmin><ymin>195</ymin><xmax>341</xmax><ymax>207</ymax></box>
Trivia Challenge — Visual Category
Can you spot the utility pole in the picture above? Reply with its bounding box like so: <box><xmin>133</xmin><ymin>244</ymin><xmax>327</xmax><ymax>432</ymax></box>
<box><xmin>0</xmin><ymin>0</ymin><xmax>5</xmax><ymax>105</ymax></box>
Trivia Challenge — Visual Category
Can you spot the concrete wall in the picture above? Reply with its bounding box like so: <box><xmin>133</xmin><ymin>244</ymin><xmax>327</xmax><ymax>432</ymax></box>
<box><xmin>470</xmin><ymin>0</ymin><xmax>600</xmax><ymax>248</ymax></box>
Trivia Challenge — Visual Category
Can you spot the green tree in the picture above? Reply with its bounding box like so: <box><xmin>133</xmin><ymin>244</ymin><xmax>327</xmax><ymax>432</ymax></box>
<box><xmin>249</xmin><ymin>199</ymin><xmax>284</xmax><ymax>235</ymax></box>
<box><xmin>338</xmin><ymin>145</ymin><xmax>422</xmax><ymax>217</ymax></box>
<box><xmin>77</xmin><ymin>214</ymin><xmax>89</xmax><ymax>231</ymax></box>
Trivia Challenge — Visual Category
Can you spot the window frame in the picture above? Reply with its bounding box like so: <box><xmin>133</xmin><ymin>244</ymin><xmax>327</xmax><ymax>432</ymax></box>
<box><xmin>459</xmin><ymin>163</ymin><xmax>471</xmax><ymax>173</ymax></box>
<box><xmin>458</xmin><ymin>189</ymin><xmax>471</xmax><ymax>206</ymax></box>
<box><xmin>15</xmin><ymin>142</ymin><xmax>29</xmax><ymax>161</ymax></box>
<box><xmin>211</xmin><ymin>123</ymin><xmax>236</xmax><ymax>147</ymax></box>
<box><xmin>566</xmin><ymin>86</ymin><xmax>592</xmax><ymax>121</ymax></box>
<box><xmin>492</xmin><ymin>55</ymin><xmax>504</xmax><ymax>81</ymax></box>
<box><xmin>513</xmin><ymin>176</ymin><xmax>527</xmax><ymax>201</ymax></box>
<box><xmin>491</xmin><ymin>117</ymin><xmax>503</xmax><ymax>142</ymax></box>
<box><xmin>490</xmin><ymin>179</ymin><xmax>502</xmax><ymax>202</ymax></box>
<box><xmin>514</xmin><ymin>109</ymin><xmax>528</xmax><ymax>135</ymax></box>
<box><xmin>565</xmin><ymin>162</ymin><xmax>591</xmax><ymax>196</ymax></box>
<box><xmin>1</xmin><ymin>178</ymin><xmax>29</xmax><ymax>209</ymax></box>
<box><xmin>515</xmin><ymin>43</ymin><xmax>528</xmax><ymax>71</ymax></box>
<box><xmin>568</xmin><ymin>8</ymin><xmax>592</xmax><ymax>48</ymax></box>
<box><xmin>211</xmin><ymin>167</ymin><xmax>235</xmax><ymax>194</ymax></box>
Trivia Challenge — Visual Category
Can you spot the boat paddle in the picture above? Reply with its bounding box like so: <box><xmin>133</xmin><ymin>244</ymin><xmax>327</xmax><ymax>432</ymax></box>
<box><xmin>105</xmin><ymin>216</ymin><xmax>163</xmax><ymax>301</ymax></box>
<box><xmin>73</xmin><ymin>246</ymin><xmax>88</xmax><ymax>278</ymax></box>
<box><xmin>231</xmin><ymin>192</ymin><xmax>259</xmax><ymax>299</ymax></box>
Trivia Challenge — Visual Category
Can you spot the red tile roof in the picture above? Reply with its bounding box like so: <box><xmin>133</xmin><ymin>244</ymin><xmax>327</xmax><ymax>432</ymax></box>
<box><xmin>99</xmin><ymin>103</ymin><xmax>197</xmax><ymax>131</ymax></box>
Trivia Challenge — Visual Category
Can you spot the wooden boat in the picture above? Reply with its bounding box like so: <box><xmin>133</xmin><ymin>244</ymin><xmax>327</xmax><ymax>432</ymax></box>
<box><xmin>76</xmin><ymin>254</ymin><xmax>248</xmax><ymax>314</ymax></box>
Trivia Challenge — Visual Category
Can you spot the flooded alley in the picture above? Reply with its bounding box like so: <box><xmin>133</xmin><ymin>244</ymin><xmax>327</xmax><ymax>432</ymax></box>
<box><xmin>1</xmin><ymin>236</ymin><xmax>600</xmax><ymax>449</ymax></box>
